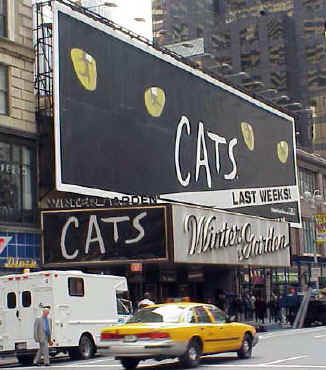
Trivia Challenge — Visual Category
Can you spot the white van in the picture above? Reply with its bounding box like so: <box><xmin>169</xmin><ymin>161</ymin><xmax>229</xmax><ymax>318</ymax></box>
<box><xmin>0</xmin><ymin>270</ymin><xmax>131</xmax><ymax>365</ymax></box>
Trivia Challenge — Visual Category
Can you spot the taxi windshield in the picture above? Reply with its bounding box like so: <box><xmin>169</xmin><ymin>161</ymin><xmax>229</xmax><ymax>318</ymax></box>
<box><xmin>128</xmin><ymin>306</ymin><xmax>185</xmax><ymax>323</ymax></box>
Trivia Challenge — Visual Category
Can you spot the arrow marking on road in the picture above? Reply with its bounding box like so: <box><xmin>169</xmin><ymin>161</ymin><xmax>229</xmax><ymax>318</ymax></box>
<box><xmin>17</xmin><ymin>364</ymin><xmax>326</xmax><ymax>369</ymax></box>
<box><xmin>260</xmin><ymin>355</ymin><xmax>309</xmax><ymax>365</ymax></box>
<box><xmin>260</xmin><ymin>327</ymin><xmax>326</xmax><ymax>340</ymax></box>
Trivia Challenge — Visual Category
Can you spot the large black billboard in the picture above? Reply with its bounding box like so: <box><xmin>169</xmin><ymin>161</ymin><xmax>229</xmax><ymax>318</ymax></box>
<box><xmin>53</xmin><ymin>3</ymin><xmax>301</xmax><ymax>226</ymax></box>
<box><xmin>41</xmin><ymin>206</ymin><xmax>169</xmax><ymax>266</ymax></box>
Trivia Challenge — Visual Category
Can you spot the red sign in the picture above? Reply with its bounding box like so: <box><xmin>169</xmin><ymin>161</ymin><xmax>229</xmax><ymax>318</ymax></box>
<box><xmin>130</xmin><ymin>263</ymin><xmax>143</xmax><ymax>272</ymax></box>
<box><xmin>0</xmin><ymin>237</ymin><xmax>12</xmax><ymax>255</ymax></box>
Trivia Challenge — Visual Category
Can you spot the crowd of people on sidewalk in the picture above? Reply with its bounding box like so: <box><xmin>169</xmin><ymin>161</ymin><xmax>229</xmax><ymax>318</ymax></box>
<box><xmin>133</xmin><ymin>288</ymin><xmax>305</xmax><ymax>327</ymax></box>
<box><xmin>214</xmin><ymin>290</ymin><xmax>301</xmax><ymax>326</ymax></box>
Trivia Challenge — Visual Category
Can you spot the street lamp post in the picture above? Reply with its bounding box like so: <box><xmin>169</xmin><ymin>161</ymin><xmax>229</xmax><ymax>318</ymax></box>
<box><xmin>257</xmin><ymin>88</ymin><xmax>278</xmax><ymax>99</ymax></box>
<box><xmin>281</xmin><ymin>102</ymin><xmax>303</xmax><ymax>110</ymax></box>
<box><xmin>271</xmin><ymin>95</ymin><xmax>290</xmax><ymax>104</ymax></box>
<box><xmin>83</xmin><ymin>2</ymin><xmax>117</xmax><ymax>10</ymax></box>
<box><xmin>225</xmin><ymin>71</ymin><xmax>249</xmax><ymax>78</ymax></box>
<box><xmin>242</xmin><ymin>80</ymin><xmax>264</xmax><ymax>88</ymax></box>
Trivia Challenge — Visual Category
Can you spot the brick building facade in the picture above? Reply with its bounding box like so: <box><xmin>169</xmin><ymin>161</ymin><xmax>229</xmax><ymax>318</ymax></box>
<box><xmin>0</xmin><ymin>0</ymin><xmax>40</xmax><ymax>273</ymax></box>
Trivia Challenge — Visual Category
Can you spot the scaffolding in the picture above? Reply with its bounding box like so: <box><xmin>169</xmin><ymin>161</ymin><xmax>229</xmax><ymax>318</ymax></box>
<box><xmin>34</xmin><ymin>0</ymin><xmax>247</xmax><ymax>120</ymax></box>
<box><xmin>34</xmin><ymin>0</ymin><xmax>53</xmax><ymax>118</ymax></box>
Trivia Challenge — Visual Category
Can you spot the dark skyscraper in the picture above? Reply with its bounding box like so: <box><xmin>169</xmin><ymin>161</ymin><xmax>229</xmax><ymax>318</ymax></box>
<box><xmin>152</xmin><ymin>0</ymin><xmax>326</xmax><ymax>155</ymax></box>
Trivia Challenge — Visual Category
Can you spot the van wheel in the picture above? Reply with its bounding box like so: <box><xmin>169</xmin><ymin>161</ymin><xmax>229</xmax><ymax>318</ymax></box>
<box><xmin>120</xmin><ymin>358</ymin><xmax>140</xmax><ymax>369</ymax></box>
<box><xmin>237</xmin><ymin>333</ymin><xmax>252</xmax><ymax>359</ymax></box>
<box><xmin>79</xmin><ymin>334</ymin><xmax>95</xmax><ymax>359</ymax></box>
<box><xmin>69</xmin><ymin>334</ymin><xmax>95</xmax><ymax>360</ymax></box>
<box><xmin>179</xmin><ymin>338</ymin><xmax>201</xmax><ymax>368</ymax></box>
<box><xmin>17</xmin><ymin>355</ymin><xmax>34</xmax><ymax>365</ymax></box>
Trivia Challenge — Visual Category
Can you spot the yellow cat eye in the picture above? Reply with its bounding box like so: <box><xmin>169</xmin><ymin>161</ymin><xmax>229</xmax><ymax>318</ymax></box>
<box><xmin>241</xmin><ymin>121</ymin><xmax>255</xmax><ymax>151</ymax></box>
<box><xmin>144</xmin><ymin>87</ymin><xmax>166</xmax><ymax>117</ymax></box>
<box><xmin>70</xmin><ymin>48</ymin><xmax>97</xmax><ymax>91</ymax></box>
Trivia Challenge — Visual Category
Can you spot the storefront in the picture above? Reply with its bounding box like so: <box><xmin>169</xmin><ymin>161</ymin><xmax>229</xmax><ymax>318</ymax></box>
<box><xmin>0</xmin><ymin>134</ymin><xmax>40</xmax><ymax>274</ymax></box>
<box><xmin>41</xmin><ymin>204</ymin><xmax>291</xmax><ymax>304</ymax></box>
<box><xmin>292</xmin><ymin>256</ymin><xmax>326</xmax><ymax>290</ymax></box>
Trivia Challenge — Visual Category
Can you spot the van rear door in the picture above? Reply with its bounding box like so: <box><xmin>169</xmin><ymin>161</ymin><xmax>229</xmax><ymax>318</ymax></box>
<box><xmin>0</xmin><ymin>279</ymin><xmax>20</xmax><ymax>351</ymax></box>
<box><xmin>16</xmin><ymin>277</ymin><xmax>37</xmax><ymax>349</ymax></box>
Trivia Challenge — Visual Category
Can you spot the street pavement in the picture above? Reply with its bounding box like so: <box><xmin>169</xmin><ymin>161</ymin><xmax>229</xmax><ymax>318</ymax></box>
<box><xmin>1</xmin><ymin>326</ymin><xmax>326</xmax><ymax>369</ymax></box>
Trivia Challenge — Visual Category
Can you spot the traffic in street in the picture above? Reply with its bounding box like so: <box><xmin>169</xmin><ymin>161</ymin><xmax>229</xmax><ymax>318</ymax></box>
<box><xmin>1</xmin><ymin>326</ymin><xmax>326</xmax><ymax>369</ymax></box>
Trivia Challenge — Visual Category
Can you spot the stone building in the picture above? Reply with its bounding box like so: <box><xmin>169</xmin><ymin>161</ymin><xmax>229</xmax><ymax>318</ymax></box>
<box><xmin>0</xmin><ymin>0</ymin><xmax>40</xmax><ymax>273</ymax></box>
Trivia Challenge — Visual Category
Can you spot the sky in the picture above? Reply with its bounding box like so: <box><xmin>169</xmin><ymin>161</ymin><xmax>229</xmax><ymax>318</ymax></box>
<box><xmin>34</xmin><ymin>0</ymin><xmax>153</xmax><ymax>41</ymax></box>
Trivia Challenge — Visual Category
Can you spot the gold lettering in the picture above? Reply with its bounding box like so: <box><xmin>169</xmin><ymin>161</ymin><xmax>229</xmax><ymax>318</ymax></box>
<box><xmin>4</xmin><ymin>257</ymin><xmax>38</xmax><ymax>268</ymax></box>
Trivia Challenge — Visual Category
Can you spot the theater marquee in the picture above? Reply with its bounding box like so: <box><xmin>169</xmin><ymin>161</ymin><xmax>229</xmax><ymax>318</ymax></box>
<box><xmin>172</xmin><ymin>204</ymin><xmax>290</xmax><ymax>267</ymax></box>
<box><xmin>41</xmin><ymin>206</ymin><xmax>169</xmax><ymax>266</ymax></box>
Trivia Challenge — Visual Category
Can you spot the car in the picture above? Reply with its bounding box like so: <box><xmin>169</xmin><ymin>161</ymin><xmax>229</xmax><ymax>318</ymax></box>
<box><xmin>99</xmin><ymin>302</ymin><xmax>259</xmax><ymax>369</ymax></box>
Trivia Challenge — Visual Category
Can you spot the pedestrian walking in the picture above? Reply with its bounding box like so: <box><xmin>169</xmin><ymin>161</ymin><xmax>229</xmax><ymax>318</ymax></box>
<box><xmin>33</xmin><ymin>306</ymin><xmax>52</xmax><ymax>366</ymax></box>
<box><xmin>255</xmin><ymin>296</ymin><xmax>267</xmax><ymax>324</ymax></box>
<box><xmin>228</xmin><ymin>295</ymin><xmax>238</xmax><ymax>320</ymax></box>
<box><xmin>250</xmin><ymin>294</ymin><xmax>256</xmax><ymax>321</ymax></box>
<box><xmin>229</xmin><ymin>295</ymin><xmax>243</xmax><ymax>321</ymax></box>
<box><xmin>216</xmin><ymin>293</ymin><xmax>226</xmax><ymax>311</ymax></box>
<box><xmin>236</xmin><ymin>295</ymin><xmax>244</xmax><ymax>321</ymax></box>
<box><xmin>243</xmin><ymin>293</ymin><xmax>252</xmax><ymax>321</ymax></box>
<box><xmin>268</xmin><ymin>296</ymin><xmax>276</xmax><ymax>322</ymax></box>
<box><xmin>206</xmin><ymin>297</ymin><xmax>215</xmax><ymax>305</ymax></box>
<box><xmin>137</xmin><ymin>292</ymin><xmax>155</xmax><ymax>309</ymax></box>
<box><xmin>274</xmin><ymin>296</ymin><xmax>282</xmax><ymax>323</ymax></box>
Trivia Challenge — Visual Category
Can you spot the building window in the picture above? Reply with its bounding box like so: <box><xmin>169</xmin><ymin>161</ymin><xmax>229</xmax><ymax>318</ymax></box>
<box><xmin>0</xmin><ymin>64</ymin><xmax>8</xmax><ymax>115</ymax></box>
<box><xmin>196</xmin><ymin>26</ymin><xmax>203</xmax><ymax>38</ymax></box>
<box><xmin>0</xmin><ymin>136</ymin><xmax>36</xmax><ymax>224</ymax></box>
<box><xmin>240</xmin><ymin>24</ymin><xmax>259</xmax><ymax>46</ymax></box>
<box><xmin>305</xmin><ymin>43</ymin><xmax>325</xmax><ymax>65</ymax></box>
<box><xmin>211</xmin><ymin>32</ymin><xmax>231</xmax><ymax>49</ymax></box>
<box><xmin>323</xmin><ymin>176</ymin><xmax>326</xmax><ymax>200</ymax></box>
<box><xmin>304</xmin><ymin>18</ymin><xmax>324</xmax><ymax>39</ymax></box>
<box><xmin>270</xmin><ymin>70</ymin><xmax>287</xmax><ymax>91</ymax></box>
<box><xmin>269</xmin><ymin>45</ymin><xmax>286</xmax><ymax>66</ymax></box>
<box><xmin>302</xmin><ymin>217</ymin><xmax>316</xmax><ymax>254</ymax></box>
<box><xmin>0</xmin><ymin>0</ymin><xmax>7</xmax><ymax>38</ymax></box>
<box><xmin>241</xmin><ymin>50</ymin><xmax>260</xmax><ymax>71</ymax></box>
<box><xmin>267</xmin><ymin>18</ymin><xmax>283</xmax><ymax>41</ymax></box>
<box><xmin>298</xmin><ymin>167</ymin><xmax>316</xmax><ymax>194</ymax></box>
<box><xmin>303</xmin><ymin>0</ymin><xmax>322</xmax><ymax>12</ymax></box>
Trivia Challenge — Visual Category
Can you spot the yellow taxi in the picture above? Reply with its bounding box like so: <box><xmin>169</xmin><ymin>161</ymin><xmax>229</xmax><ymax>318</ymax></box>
<box><xmin>99</xmin><ymin>302</ymin><xmax>258</xmax><ymax>369</ymax></box>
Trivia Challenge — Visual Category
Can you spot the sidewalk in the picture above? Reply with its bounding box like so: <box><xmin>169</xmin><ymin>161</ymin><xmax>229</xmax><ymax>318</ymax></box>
<box><xmin>0</xmin><ymin>356</ymin><xmax>17</xmax><ymax>367</ymax></box>
<box><xmin>243</xmin><ymin>320</ymin><xmax>291</xmax><ymax>332</ymax></box>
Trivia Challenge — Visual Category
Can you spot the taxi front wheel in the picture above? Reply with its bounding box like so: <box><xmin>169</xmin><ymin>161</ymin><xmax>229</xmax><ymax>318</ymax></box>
<box><xmin>179</xmin><ymin>338</ymin><xmax>201</xmax><ymax>368</ymax></box>
<box><xmin>120</xmin><ymin>358</ymin><xmax>140</xmax><ymax>369</ymax></box>
<box><xmin>237</xmin><ymin>333</ymin><xmax>252</xmax><ymax>359</ymax></box>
